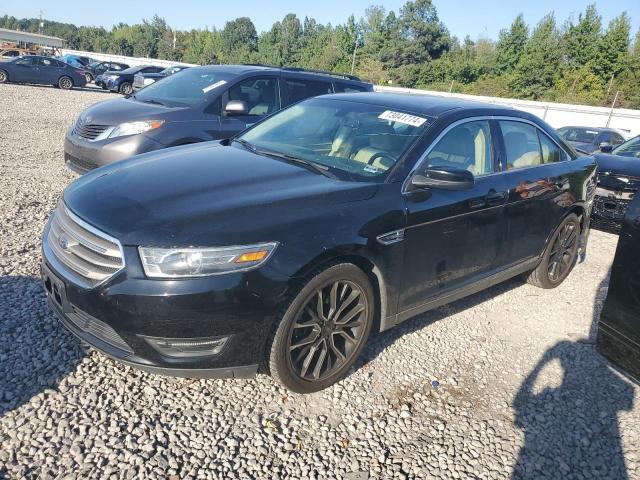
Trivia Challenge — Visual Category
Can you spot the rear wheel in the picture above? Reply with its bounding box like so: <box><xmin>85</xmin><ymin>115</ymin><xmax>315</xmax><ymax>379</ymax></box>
<box><xmin>525</xmin><ymin>213</ymin><xmax>581</xmax><ymax>289</ymax></box>
<box><xmin>0</xmin><ymin>69</ymin><xmax>7</xmax><ymax>83</ymax></box>
<box><xmin>119</xmin><ymin>82</ymin><xmax>132</xmax><ymax>95</ymax></box>
<box><xmin>84</xmin><ymin>72</ymin><xmax>93</xmax><ymax>84</ymax></box>
<box><xmin>267</xmin><ymin>263</ymin><xmax>374</xmax><ymax>393</ymax></box>
<box><xmin>58</xmin><ymin>76</ymin><xmax>73</xmax><ymax>90</ymax></box>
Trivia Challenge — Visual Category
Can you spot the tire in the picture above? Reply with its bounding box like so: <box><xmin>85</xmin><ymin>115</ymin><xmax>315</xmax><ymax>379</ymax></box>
<box><xmin>58</xmin><ymin>76</ymin><xmax>73</xmax><ymax>90</ymax></box>
<box><xmin>525</xmin><ymin>213</ymin><xmax>581</xmax><ymax>289</ymax></box>
<box><xmin>119</xmin><ymin>82</ymin><xmax>132</xmax><ymax>95</ymax></box>
<box><xmin>0</xmin><ymin>69</ymin><xmax>8</xmax><ymax>83</ymax></box>
<box><xmin>267</xmin><ymin>263</ymin><xmax>374</xmax><ymax>393</ymax></box>
<box><xmin>84</xmin><ymin>72</ymin><xmax>93</xmax><ymax>84</ymax></box>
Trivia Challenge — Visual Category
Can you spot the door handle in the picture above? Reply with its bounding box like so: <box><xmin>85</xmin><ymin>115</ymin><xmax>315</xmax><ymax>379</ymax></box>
<box><xmin>485</xmin><ymin>189</ymin><xmax>506</xmax><ymax>206</ymax></box>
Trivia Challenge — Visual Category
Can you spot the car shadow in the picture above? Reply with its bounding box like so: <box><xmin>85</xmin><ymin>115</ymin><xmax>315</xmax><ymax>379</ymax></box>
<box><xmin>0</xmin><ymin>82</ymin><xmax>109</xmax><ymax>94</ymax></box>
<box><xmin>0</xmin><ymin>275</ymin><xmax>85</xmax><ymax>417</ymax></box>
<box><xmin>359</xmin><ymin>275</ymin><xmax>525</xmax><ymax>367</ymax></box>
<box><xmin>511</xmin><ymin>273</ymin><xmax>635</xmax><ymax>479</ymax></box>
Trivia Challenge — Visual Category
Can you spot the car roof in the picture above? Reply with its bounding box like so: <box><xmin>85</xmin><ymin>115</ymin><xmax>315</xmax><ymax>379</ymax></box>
<box><xmin>316</xmin><ymin>92</ymin><xmax>517</xmax><ymax>117</ymax></box>
<box><xmin>192</xmin><ymin>64</ymin><xmax>369</xmax><ymax>84</ymax></box>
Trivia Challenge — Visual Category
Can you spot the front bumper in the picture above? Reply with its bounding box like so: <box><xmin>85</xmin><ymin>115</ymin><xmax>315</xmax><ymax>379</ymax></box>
<box><xmin>64</xmin><ymin>127</ymin><xmax>165</xmax><ymax>173</ymax></box>
<box><xmin>592</xmin><ymin>189</ymin><xmax>635</xmax><ymax>233</ymax></box>
<box><xmin>40</xmin><ymin>246</ymin><xmax>288</xmax><ymax>377</ymax></box>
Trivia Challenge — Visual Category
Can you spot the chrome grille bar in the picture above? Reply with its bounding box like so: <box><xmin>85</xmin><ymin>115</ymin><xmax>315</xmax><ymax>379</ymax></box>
<box><xmin>44</xmin><ymin>201</ymin><xmax>125</xmax><ymax>288</ymax></box>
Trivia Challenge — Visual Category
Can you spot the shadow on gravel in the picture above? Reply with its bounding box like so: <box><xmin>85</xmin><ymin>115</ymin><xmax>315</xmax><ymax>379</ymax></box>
<box><xmin>360</xmin><ymin>276</ymin><xmax>524</xmax><ymax>366</ymax></box>
<box><xmin>511</xmin><ymin>275</ymin><xmax>635</xmax><ymax>479</ymax></box>
<box><xmin>0</xmin><ymin>275</ymin><xmax>85</xmax><ymax>416</ymax></box>
<box><xmin>0</xmin><ymin>82</ymin><xmax>109</xmax><ymax>94</ymax></box>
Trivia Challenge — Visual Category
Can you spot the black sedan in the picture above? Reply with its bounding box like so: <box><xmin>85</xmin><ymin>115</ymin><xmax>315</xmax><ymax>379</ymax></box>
<box><xmin>591</xmin><ymin>138</ymin><xmax>640</xmax><ymax>232</ymax></box>
<box><xmin>41</xmin><ymin>93</ymin><xmax>596</xmax><ymax>393</ymax></box>
<box><xmin>0</xmin><ymin>55</ymin><xmax>86</xmax><ymax>89</ymax></box>
<box><xmin>104</xmin><ymin>65</ymin><xmax>164</xmax><ymax>95</ymax></box>
<box><xmin>132</xmin><ymin>65</ymin><xmax>189</xmax><ymax>92</ymax></box>
<box><xmin>597</xmin><ymin>192</ymin><xmax>640</xmax><ymax>382</ymax></box>
<box><xmin>557</xmin><ymin>126</ymin><xmax>627</xmax><ymax>154</ymax></box>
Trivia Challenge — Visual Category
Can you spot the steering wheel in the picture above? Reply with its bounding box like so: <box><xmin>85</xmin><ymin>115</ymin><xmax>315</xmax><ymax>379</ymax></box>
<box><xmin>367</xmin><ymin>152</ymin><xmax>397</xmax><ymax>168</ymax></box>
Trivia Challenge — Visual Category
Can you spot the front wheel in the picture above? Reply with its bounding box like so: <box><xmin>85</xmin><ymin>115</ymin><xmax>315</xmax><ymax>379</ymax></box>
<box><xmin>119</xmin><ymin>82</ymin><xmax>132</xmax><ymax>95</ymax></box>
<box><xmin>0</xmin><ymin>69</ymin><xmax>8</xmax><ymax>83</ymax></box>
<box><xmin>525</xmin><ymin>213</ymin><xmax>581</xmax><ymax>289</ymax></box>
<box><xmin>58</xmin><ymin>76</ymin><xmax>73</xmax><ymax>90</ymax></box>
<box><xmin>267</xmin><ymin>263</ymin><xmax>374</xmax><ymax>393</ymax></box>
<box><xmin>84</xmin><ymin>72</ymin><xmax>93</xmax><ymax>84</ymax></box>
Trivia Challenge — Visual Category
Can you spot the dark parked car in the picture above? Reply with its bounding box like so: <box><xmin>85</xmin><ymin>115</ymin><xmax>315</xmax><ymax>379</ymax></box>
<box><xmin>86</xmin><ymin>61</ymin><xmax>129</xmax><ymax>84</ymax></box>
<box><xmin>43</xmin><ymin>93</ymin><xmax>597</xmax><ymax>392</ymax></box>
<box><xmin>105</xmin><ymin>65</ymin><xmax>165</xmax><ymax>95</ymax></box>
<box><xmin>133</xmin><ymin>65</ymin><xmax>189</xmax><ymax>92</ymax></box>
<box><xmin>597</xmin><ymin>193</ymin><xmax>640</xmax><ymax>382</ymax></box>
<box><xmin>64</xmin><ymin>65</ymin><xmax>373</xmax><ymax>173</ymax></box>
<box><xmin>591</xmin><ymin>136</ymin><xmax>640</xmax><ymax>233</ymax></box>
<box><xmin>557</xmin><ymin>126</ymin><xmax>627</xmax><ymax>154</ymax></box>
<box><xmin>0</xmin><ymin>55</ymin><xmax>86</xmax><ymax>89</ymax></box>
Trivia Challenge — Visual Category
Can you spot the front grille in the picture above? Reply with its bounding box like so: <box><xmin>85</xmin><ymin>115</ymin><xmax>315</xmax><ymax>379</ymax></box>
<box><xmin>64</xmin><ymin>152</ymin><xmax>95</xmax><ymax>173</ymax></box>
<box><xmin>592</xmin><ymin>196</ymin><xmax>633</xmax><ymax>234</ymax></box>
<box><xmin>66</xmin><ymin>306</ymin><xmax>133</xmax><ymax>353</ymax></box>
<box><xmin>73</xmin><ymin>118</ymin><xmax>111</xmax><ymax>140</ymax></box>
<box><xmin>45</xmin><ymin>202</ymin><xmax>124</xmax><ymax>288</ymax></box>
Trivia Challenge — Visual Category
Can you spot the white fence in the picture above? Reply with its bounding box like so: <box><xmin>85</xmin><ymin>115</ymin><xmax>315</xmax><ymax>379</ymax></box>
<box><xmin>374</xmin><ymin>85</ymin><xmax>640</xmax><ymax>137</ymax></box>
<box><xmin>60</xmin><ymin>49</ymin><xmax>196</xmax><ymax>68</ymax></box>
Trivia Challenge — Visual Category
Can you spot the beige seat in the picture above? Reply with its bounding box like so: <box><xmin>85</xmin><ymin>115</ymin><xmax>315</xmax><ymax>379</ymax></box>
<box><xmin>248</xmin><ymin>87</ymin><xmax>276</xmax><ymax>116</ymax></box>
<box><xmin>351</xmin><ymin>124</ymin><xmax>401</xmax><ymax>171</ymax></box>
<box><xmin>504</xmin><ymin>131</ymin><xmax>541</xmax><ymax>169</ymax></box>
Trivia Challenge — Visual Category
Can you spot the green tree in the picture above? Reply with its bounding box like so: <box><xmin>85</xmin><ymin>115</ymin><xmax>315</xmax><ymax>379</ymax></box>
<box><xmin>593</xmin><ymin>13</ymin><xmax>631</xmax><ymax>84</ymax></box>
<box><xmin>563</xmin><ymin>4</ymin><xmax>601</xmax><ymax>69</ymax></box>
<box><xmin>495</xmin><ymin>14</ymin><xmax>528</xmax><ymax>72</ymax></box>
<box><xmin>513</xmin><ymin>14</ymin><xmax>562</xmax><ymax>99</ymax></box>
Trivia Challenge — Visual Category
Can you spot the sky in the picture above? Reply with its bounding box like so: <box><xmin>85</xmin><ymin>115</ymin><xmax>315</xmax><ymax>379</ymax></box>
<box><xmin>3</xmin><ymin>0</ymin><xmax>639</xmax><ymax>41</ymax></box>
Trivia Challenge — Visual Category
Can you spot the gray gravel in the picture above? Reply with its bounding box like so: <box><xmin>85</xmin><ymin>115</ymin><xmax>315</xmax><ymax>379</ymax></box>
<box><xmin>1</xmin><ymin>82</ymin><xmax>639</xmax><ymax>479</ymax></box>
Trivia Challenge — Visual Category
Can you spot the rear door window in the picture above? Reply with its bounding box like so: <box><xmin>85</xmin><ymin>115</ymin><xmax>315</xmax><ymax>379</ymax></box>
<box><xmin>498</xmin><ymin>121</ymin><xmax>542</xmax><ymax>170</ymax></box>
<box><xmin>284</xmin><ymin>78</ymin><xmax>333</xmax><ymax>105</ymax></box>
<box><xmin>333</xmin><ymin>83</ymin><xmax>369</xmax><ymax>93</ymax></box>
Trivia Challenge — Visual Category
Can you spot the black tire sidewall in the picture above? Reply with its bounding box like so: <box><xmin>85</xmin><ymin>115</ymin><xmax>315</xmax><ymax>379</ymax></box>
<box><xmin>59</xmin><ymin>76</ymin><xmax>72</xmax><ymax>89</ymax></box>
<box><xmin>539</xmin><ymin>214</ymin><xmax>581</xmax><ymax>287</ymax></box>
<box><xmin>269</xmin><ymin>263</ymin><xmax>374</xmax><ymax>393</ymax></box>
<box><xmin>0</xmin><ymin>70</ymin><xmax>8</xmax><ymax>83</ymax></box>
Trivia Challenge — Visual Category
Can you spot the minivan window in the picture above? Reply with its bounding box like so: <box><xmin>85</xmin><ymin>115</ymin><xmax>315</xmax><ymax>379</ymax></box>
<box><xmin>333</xmin><ymin>83</ymin><xmax>369</xmax><ymax>93</ymax></box>
<box><xmin>285</xmin><ymin>78</ymin><xmax>333</xmax><ymax>104</ymax></box>
<box><xmin>426</xmin><ymin>121</ymin><xmax>493</xmax><ymax>176</ymax></box>
<box><xmin>239</xmin><ymin>98</ymin><xmax>431</xmax><ymax>181</ymax></box>
<box><xmin>228</xmin><ymin>77</ymin><xmax>278</xmax><ymax>116</ymax></box>
<box><xmin>134</xmin><ymin>69</ymin><xmax>236</xmax><ymax>107</ymax></box>
<box><xmin>499</xmin><ymin>121</ymin><xmax>542</xmax><ymax>170</ymax></box>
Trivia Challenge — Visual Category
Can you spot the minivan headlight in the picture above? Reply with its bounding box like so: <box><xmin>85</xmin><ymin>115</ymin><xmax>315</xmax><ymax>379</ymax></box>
<box><xmin>139</xmin><ymin>243</ymin><xmax>278</xmax><ymax>278</ymax></box>
<box><xmin>109</xmin><ymin>120</ymin><xmax>164</xmax><ymax>138</ymax></box>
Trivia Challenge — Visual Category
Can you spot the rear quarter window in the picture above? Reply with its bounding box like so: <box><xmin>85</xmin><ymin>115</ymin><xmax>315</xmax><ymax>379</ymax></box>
<box><xmin>284</xmin><ymin>78</ymin><xmax>333</xmax><ymax>105</ymax></box>
<box><xmin>333</xmin><ymin>83</ymin><xmax>369</xmax><ymax>93</ymax></box>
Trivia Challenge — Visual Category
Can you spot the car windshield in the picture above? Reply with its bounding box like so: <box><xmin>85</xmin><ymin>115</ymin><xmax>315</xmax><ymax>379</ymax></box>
<box><xmin>133</xmin><ymin>68</ymin><xmax>236</xmax><ymax>107</ymax></box>
<box><xmin>239</xmin><ymin>98</ymin><xmax>432</xmax><ymax>182</ymax></box>
<box><xmin>558</xmin><ymin>127</ymin><xmax>599</xmax><ymax>143</ymax></box>
<box><xmin>612</xmin><ymin>135</ymin><xmax>640</xmax><ymax>158</ymax></box>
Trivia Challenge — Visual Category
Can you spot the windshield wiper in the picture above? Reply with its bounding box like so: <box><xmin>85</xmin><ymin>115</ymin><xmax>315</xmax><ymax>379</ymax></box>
<box><xmin>259</xmin><ymin>150</ymin><xmax>337</xmax><ymax>179</ymax></box>
<box><xmin>232</xmin><ymin>138</ymin><xmax>257</xmax><ymax>154</ymax></box>
<box><xmin>140</xmin><ymin>98</ymin><xmax>167</xmax><ymax>107</ymax></box>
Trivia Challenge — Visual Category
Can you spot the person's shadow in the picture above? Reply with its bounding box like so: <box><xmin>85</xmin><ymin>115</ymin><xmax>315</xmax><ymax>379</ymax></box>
<box><xmin>512</xmin><ymin>276</ymin><xmax>636</xmax><ymax>479</ymax></box>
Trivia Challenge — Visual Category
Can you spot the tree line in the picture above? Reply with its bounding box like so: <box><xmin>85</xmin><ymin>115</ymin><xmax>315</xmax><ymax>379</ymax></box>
<box><xmin>1</xmin><ymin>1</ymin><xmax>639</xmax><ymax>108</ymax></box>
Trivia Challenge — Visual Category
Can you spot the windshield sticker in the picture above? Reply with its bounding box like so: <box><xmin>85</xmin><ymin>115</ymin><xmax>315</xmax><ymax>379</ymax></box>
<box><xmin>363</xmin><ymin>165</ymin><xmax>380</xmax><ymax>174</ymax></box>
<box><xmin>378</xmin><ymin>110</ymin><xmax>427</xmax><ymax>127</ymax></box>
<box><xmin>202</xmin><ymin>80</ymin><xmax>227</xmax><ymax>93</ymax></box>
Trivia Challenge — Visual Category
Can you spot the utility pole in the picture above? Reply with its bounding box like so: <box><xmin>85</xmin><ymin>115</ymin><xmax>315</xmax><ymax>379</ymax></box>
<box><xmin>606</xmin><ymin>90</ymin><xmax>620</xmax><ymax>128</ymax></box>
<box><xmin>38</xmin><ymin>10</ymin><xmax>44</xmax><ymax>35</ymax></box>
<box><xmin>606</xmin><ymin>74</ymin><xmax>615</xmax><ymax>97</ymax></box>
<box><xmin>350</xmin><ymin>34</ymin><xmax>359</xmax><ymax>75</ymax></box>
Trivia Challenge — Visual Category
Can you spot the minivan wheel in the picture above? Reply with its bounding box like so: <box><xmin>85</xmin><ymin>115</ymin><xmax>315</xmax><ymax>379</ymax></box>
<box><xmin>0</xmin><ymin>69</ymin><xmax>7</xmax><ymax>83</ymax></box>
<box><xmin>119</xmin><ymin>82</ymin><xmax>133</xmax><ymax>95</ymax></box>
<box><xmin>526</xmin><ymin>213</ymin><xmax>581</xmax><ymax>289</ymax></box>
<box><xmin>268</xmin><ymin>263</ymin><xmax>374</xmax><ymax>393</ymax></box>
<box><xmin>58</xmin><ymin>76</ymin><xmax>73</xmax><ymax>90</ymax></box>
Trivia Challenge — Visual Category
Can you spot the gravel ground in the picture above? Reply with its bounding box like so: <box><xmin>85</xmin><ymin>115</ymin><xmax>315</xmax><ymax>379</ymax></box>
<box><xmin>1</xmin><ymin>83</ymin><xmax>639</xmax><ymax>480</ymax></box>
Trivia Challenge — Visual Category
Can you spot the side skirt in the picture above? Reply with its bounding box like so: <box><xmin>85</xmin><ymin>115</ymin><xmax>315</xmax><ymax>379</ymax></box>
<box><xmin>382</xmin><ymin>257</ymin><xmax>539</xmax><ymax>330</ymax></box>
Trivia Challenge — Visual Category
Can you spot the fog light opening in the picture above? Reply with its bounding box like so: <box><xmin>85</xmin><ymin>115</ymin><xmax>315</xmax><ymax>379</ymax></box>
<box><xmin>144</xmin><ymin>336</ymin><xmax>229</xmax><ymax>358</ymax></box>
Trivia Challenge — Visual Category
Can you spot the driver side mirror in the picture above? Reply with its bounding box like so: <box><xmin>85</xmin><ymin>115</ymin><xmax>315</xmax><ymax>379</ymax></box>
<box><xmin>599</xmin><ymin>142</ymin><xmax>613</xmax><ymax>153</ymax></box>
<box><xmin>224</xmin><ymin>100</ymin><xmax>248</xmax><ymax>116</ymax></box>
<box><xmin>410</xmin><ymin>166</ymin><xmax>475</xmax><ymax>191</ymax></box>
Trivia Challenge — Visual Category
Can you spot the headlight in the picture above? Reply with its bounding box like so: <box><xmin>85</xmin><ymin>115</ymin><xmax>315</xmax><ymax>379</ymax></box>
<box><xmin>138</xmin><ymin>242</ymin><xmax>278</xmax><ymax>278</ymax></box>
<box><xmin>109</xmin><ymin>120</ymin><xmax>164</xmax><ymax>138</ymax></box>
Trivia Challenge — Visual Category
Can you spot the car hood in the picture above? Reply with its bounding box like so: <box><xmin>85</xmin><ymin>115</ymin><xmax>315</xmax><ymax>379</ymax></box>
<box><xmin>63</xmin><ymin>143</ymin><xmax>378</xmax><ymax>246</ymax></box>
<box><xmin>594</xmin><ymin>153</ymin><xmax>640</xmax><ymax>178</ymax></box>
<box><xmin>77</xmin><ymin>97</ymin><xmax>183</xmax><ymax>125</ymax></box>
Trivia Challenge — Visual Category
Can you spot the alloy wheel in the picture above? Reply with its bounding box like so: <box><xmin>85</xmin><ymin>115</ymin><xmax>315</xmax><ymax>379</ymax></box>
<box><xmin>0</xmin><ymin>70</ymin><xmax>7</xmax><ymax>83</ymax></box>
<box><xmin>547</xmin><ymin>221</ymin><xmax>578</xmax><ymax>282</ymax></box>
<box><xmin>288</xmin><ymin>280</ymin><xmax>368</xmax><ymax>381</ymax></box>
<box><xmin>59</xmin><ymin>77</ymin><xmax>72</xmax><ymax>89</ymax></box>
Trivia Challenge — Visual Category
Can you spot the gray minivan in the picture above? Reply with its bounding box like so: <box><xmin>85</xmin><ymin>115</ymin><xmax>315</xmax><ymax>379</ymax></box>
<box><xmin>64</xmin><ymin>65</ymin><xmax>373</xmax><ymax>173</ymax></box>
